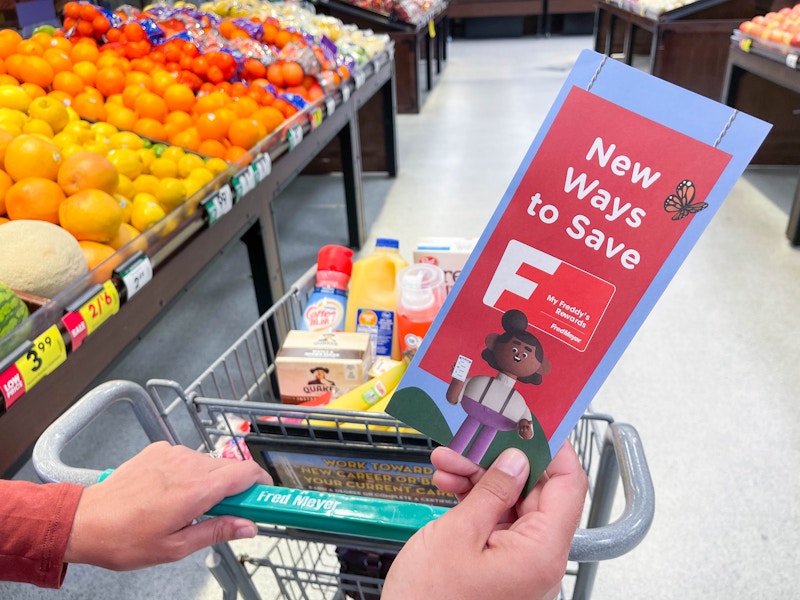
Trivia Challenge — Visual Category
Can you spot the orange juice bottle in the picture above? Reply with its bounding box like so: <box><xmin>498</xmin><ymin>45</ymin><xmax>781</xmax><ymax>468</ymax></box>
<box><xmin>345</xmin><ymin>238</ymin><xmax>409</xmax><ymax>360</ymax></box>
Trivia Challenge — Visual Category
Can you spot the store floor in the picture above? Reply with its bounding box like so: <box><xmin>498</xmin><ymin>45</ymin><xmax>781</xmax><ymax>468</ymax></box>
<box><xmin>4</xmin><ymin>34</ymin><xmax>800</xmax><ymax>599</ymax></box>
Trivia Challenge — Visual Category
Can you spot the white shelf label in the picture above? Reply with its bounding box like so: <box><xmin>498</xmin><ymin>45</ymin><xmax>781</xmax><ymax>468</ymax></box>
<box><xmin>354</xmin><ymin>71</ymin><xmax>367</xmax><ymax>89</ymax></box>
<box><xmin>341</xmin><ymin>84</ymin><xmax>351</xmax><ymax>103</ymax></box>
<box><xmin>287</xmin><ymin>125</ymin><xmax>304</xmax><ymax>150</ymax></box>
<box><xmin>118</xmin><ymin>254</ymin><xmax>152</xmax><ymax>300</ymax></box>
<box><xmin>204</xmin><ymin>184</ymin><xmax>234</xmax><ymax>225</ymax></box>
<box><xmin>252</xmin><ymin>153</ymin><xmax>272</xmax><ymax>181</ymax></box>
<box><xmin>233</xmin><ymin>165</ymin><xmax>256</xmax><ymax>200</ymax></box>
<box><xmin>786</xmin><ymin>53</ymin><xmax>799</xmax><ymax>69</ymax></box>
<box><xmin>325</xmin><ymin>96</ymin><xmax>336</xmax><ymax>116</ymax></box>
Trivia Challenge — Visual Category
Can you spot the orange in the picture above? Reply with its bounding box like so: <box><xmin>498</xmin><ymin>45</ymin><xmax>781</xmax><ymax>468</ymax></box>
<box><xmin>252</xmin><ymin>106</ymin><xmax>284</xmax><ymax>133</ymax></box>
<box><xmin>133</xmin><ymin>118</ymin><xmax>168</xmax><ymax>141</ymax></box>
<box><xmin>4</xmin><ymin>135</ymin><xmax>61</xmax><ymax>182</ymax></box>
<box><xmin>230</xmin><ymin>96</ymin><xmax>258</xmax><ymax>118</ymax></box>
<box><xmin>70</xmin><ymin>42</ymin><xmax>99</xmax><ymax>64</ymax></box>
<box><xmin>151</xmin><ymin>69</ymin><xmax>176</xmax><ymax>96</ymax></box>
<box><xmin>195</xmin><ymin>111</ymin><xmax>229</xmax><ymax>142</ymax></box>
<box><xmin>59</xmin><ymin>188</ymin><xmax>123</xmax><ymax>242</ymax></box>
<box><xmin>71</xmin><ymin>92</ymin><xmax>106</xmax><ymax>122</ymax></box>
<box><xmin>282</xmin><ymin>62</ymin><xmax>304</xmax><ymax>87</ymax></box>
<box><xmin>169</xmin><ymin>127</ymin><xmax>200</xmax><ymax>151</ymax></box>
<box><xmin>125</xmin><ymin>70</ymin><xmax>153</xmax><ymax>90</ymax></box>
<box><xmin>95</xmin><ymin>67</ymin><xmax>126</xmax><ymax>97</ymax></box>
<box><xmin>3</xmin><ymin>54</ymin><xmax>23</xmax><ymax>80</ymax></box>
<box><xmin>78</xmin><ymin>240</ymin><xmax>117</xmax><ymax>270</ymax></box>
<box><xmin>193</xmin><ymin>91</ymin><xmax>230</xmax><ymax>115</ymax></box>
<box><xmin>72</xmin><ymin>61</ymin><xmax>98</xmax><ymax>87</ymax></box>
<box><xmin>5</xmin><ymin>177</ymin><xmax>66</xmax><ymax>223</ymax></box>
<box><xmin>0</xmin><ymin>169</ymin><xmax>12</xmax><ymax>214</ymax></box>
<box><xmin>225</xmin><ymin>145</ymin><xmax>247</xmax><ymax>163</ymax></box>
<box><xmin>19</xmin><ymin>83</ymin><xmax>46</xmax><ymax>100</ymax></box>
<box><xmin>104</xmin><ymin>104</ymin><xmax>138</xmax><ymax>131</ymax></box>
<box><xmin>122</xmin><ymin>84</ymin><xmax>148</xmax><ymax>109</ymax></box>
<box><xmin>228</xmin><ymin>118</ymin><xmax>266</xmax><ymax>150</ymax></box>
<box><xmin>57</xmin><ymin>151</ymin><xmax>119</xmax><ymax>196</ymax></box>
<box><xmin>163</xmin><ymin>83</ymin><xmax>195</xmax><ymax>113</ymax></box>
<box><xmin>274</xmin><ymin>30</ymin><xmax>291</xmax><ymax>50</ymax></box>
<box><xmin>0</xmin><ymin>30</ymin><xmax>22</xmax><ymax>60</ymax></box>
<box><xmin>43</xmin><ymin>48</ymin><xmax>72</xmax><ymax>74</ymax></box>
<box><xmin>16</xmin><ymin>40</ymin><xmax>44</xmax><ymax>57</ymax></box>
<box><xmin>0</xmin><ymin>74</ymin><xmax>18</xmax><ymax>86</ymax></box>
<box><xmin>49</xmin><ymin>36</ymin><xmax>74</xmax><ymax>54</ymax></box>
<box><xmin>52</xmin><ymin>71</ymin><xmax>85</xmax><ymax>98</ymax></box>
<box><xmin>30</xmin><ymin>32</ymin><xmax>54</xmax><ymax>49</ymax></box>
<box><xmin>266</xmin><ymin>63</ymin><xmax>284</xmax><ymax>88</ymax></box>
<box><xmin>197</xmin><ymin>139</ymin><xmax>227</xmax><ymax>159</ymax></box>
<box><xmin>47</xmin><ymin>89</ymin><xmax>75</xmax><ymax>107</ymax></box>
<box><xmin>134</xmin><ymin>92</ymin><xmax>168</xmax><ymax>122</ymax></box>
<box><xmin>18</xmin><ymin>56</ymin><xmax>54</xmax><ymax>88</ymax></box>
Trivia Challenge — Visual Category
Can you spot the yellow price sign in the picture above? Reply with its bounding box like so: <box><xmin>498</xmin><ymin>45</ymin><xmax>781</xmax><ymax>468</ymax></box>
<box><xmin>429</xmin><ymin>20</ymin><xmax>436</xmax><ymax>38</ymax></box>
<box><xmin>740</xmin><ymin>38</ymin><xmax>752</xmax><ymax>52</ymax></box>
<box><xmin>15</xmin><ymin>325</ymin><xmax>67</xmax><ymax>390</ymax></box>
<box><xmin>78</xmin><ymin>280</ymin><xmax>120</xmax><ymax>336</ymax></box>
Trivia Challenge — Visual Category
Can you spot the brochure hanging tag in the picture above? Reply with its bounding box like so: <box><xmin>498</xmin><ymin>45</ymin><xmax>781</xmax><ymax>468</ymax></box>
<box><xmin>203</xmin><ymin>184</ymin><xmax>234</xmax><ymax>225</ymax></box>
<box><xmin>114</xmin><ymin>252</ymin><xmax>152</xmax><ymax>301</ymax></box>
<box><xmin>252</xmin><ymin>153</ymin><xmax>272</xmax><ymax>182</ymax></box>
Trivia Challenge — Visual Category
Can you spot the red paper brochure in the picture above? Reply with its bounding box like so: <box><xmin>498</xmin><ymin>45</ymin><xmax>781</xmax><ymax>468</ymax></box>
<box><xmin>387</xmin><ymin>50</ymin><xmax>771</xmax><ymax>492</ymax></box>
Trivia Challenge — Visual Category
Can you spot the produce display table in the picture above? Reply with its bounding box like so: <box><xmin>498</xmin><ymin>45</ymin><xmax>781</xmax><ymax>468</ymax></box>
<box><xmin>593</xmin><ymin>0</ymin><xmax>761</xmax><ymax>100</ymax></box>
<box><xmin>721</xmin><ymin>41</ymin><xmax>800</xmax><ymax>244</ymax></box>
<box><xmin>0</xmin><ymin>50</ymin><xmax>397</xmax><ymax>477</ymax></box>
<box><xmin>314</xmin><ymin>0</ymin><xmax>448</xmax><ymax>113</ymax></box>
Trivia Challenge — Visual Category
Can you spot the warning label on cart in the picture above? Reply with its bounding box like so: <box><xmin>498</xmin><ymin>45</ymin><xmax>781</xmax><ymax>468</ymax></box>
<box><xmin>387</xmin><ymin>49</ymin><xmax>772</xmax><ymax>494</ymax></box>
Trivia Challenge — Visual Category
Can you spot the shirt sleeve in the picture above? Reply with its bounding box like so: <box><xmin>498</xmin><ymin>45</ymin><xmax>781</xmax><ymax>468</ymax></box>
<box><xmin>0</xmin><ymin>479</ymin><xmax>83</xmax><ymax>588</ymax></box>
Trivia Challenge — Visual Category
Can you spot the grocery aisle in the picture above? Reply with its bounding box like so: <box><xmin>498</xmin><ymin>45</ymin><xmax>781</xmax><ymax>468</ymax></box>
<box><xmin>4</xmin><ymin>32</ymin><xmax>800</xmax><ymax>599</ymax></box>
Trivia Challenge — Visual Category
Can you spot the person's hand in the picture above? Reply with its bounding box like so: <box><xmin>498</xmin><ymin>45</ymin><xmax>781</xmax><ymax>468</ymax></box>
<box><xmin>382</xmin><ymin>444</ymin><xmax>588</xmax><ymax>600</ymax></box>
<box><xmin>64</xmin><ymin>441</ymin><xmax>272</xmax><ymax>570</ymax></box>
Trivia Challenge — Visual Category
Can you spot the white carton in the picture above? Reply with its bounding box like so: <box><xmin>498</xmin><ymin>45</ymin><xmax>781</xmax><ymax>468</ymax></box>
<box><xmin>413</xmin><ymin>237</ymin><xmax>477</xmax><ymax>294</ymax></box>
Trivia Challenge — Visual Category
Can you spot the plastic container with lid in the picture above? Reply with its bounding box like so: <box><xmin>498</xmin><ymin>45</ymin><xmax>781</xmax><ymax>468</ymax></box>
<box><xmin>344</xmin><ymin>238</ymin><xmax>408</xmax><ymax>360</ymax></box>
<box><xmin>396</xmin><ymin>263</ymin><xmax>446</xmax><ymax>356</ymax></box>
<box><xmin>300</xmin><ymin>245</ymin><xmax>354</xmax><ymax>332</ymax></box>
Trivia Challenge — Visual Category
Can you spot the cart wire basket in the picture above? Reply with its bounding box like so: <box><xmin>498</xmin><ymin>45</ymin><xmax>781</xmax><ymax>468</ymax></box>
<box><xmin>33</xmin><ymin>267</ymin><xmax>654</xmax><ymax>600</ymax></box>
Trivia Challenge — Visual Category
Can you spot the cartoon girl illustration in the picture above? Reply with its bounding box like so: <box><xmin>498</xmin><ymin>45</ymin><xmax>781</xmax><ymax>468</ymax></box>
<box><xmin>445</xmin><ymin>309</ymin><xmax>551</xmax><ymax>463</ymax></box>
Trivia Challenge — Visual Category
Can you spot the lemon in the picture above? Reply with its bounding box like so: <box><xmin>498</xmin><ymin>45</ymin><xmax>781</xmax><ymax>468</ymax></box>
<box><xmin>181</xmin><ymin>177</ymin><xmax>205</xmax><ymax>199</ymax></box>
<box><xmin>0</xmin><ymin>85</ymin><xmax>32</xmax><ymax>112</ymax></box>
<box><xmin>204</xmin><ymin>157</ymin><xmax>228</xmax><ymax>176</ymax></box>
<box><xmin>0</xmin><ymin>122</ymin><xmax>21</xmax><ymax>136</ymax></box>
<box><xmin>149</xmin><ymin>157</ymin><xmax>178</xmax><ymax>179</ymax></box>
<box><xmin>114</xmin><ymin>193</ymin><xmax>133</xmax><ymax>224</ymax></box>
<box><xmin>131</xmin><ymin>193</ymin><xmax>165</xmax><ymax>232</ymax></box>
<box><xmin>91</xmin><ymin>121</ymin><xmax>118</xmax><ymax>138</ymax></box>
<box><xmin>107</xmin><ymin>148</ymin><xmax>144</xmax><ymax>180</ymax></box>
<box><xmin>82</xmin><ymin>135</ymin><xmax>111</xmax><ymax>156</ymax></box>
<box><xmin>60</xmin><ymin>143</ymin><xmax>84</xmax><ymax>159</ymax></box>
<box><xmin>62</xmin><ymin>121</ymin><xmax>93</xmax><ymax>143</ymax></box>
<box><xmin>22</xmin><ymin>118</ymin><xmax>54</xmax><ymax>137</ymax></box>
<box><xmin>177</xmin><ymin>153</ymin><xmax>205</xmax><ymax>178</ymax></box>
<box><xmin>155</xmin><ymin>177</ymin><xmax>186</xmax><ymax>212</ymax></box>
<box><xmin>187</xmin><ymin>167</ymin><xmax>214</xmax><ymax>186</ymax></box>
<box><xmin>66</xmin><ymin>106</ymin><xmax>81</xmax><ymax>122</ymax></box>
<box><xmin>133</xmin><ymin>173</ymin><xmax>159</xmax><ymax>195</ymax></box>
<box><xmin>52</xmin><ymin>131</ymin><xmax>79</xmax><ymax>149</ymax></box>
<box><xmin>0</xmin><ymin>108</ymin><xmax>29</xmax><ymax>129</ymax></box>
<box><xmin>109</xmin><ymin>131</ymin><xmax>145</xmax><ymax>150</ymax></box>
<box><xmin>115</xmin><ymin>174</ymin><xmax>135</xmax><ymax>198</ymax></box>
<box><xmin>160</xmin><ymin>145</ymin><xmax>186</xmax><ymax>164</ymax></box>
<box><xmin>137</xmin><ymin>148</ymin><xmax>156</xmax><ymax>173</ymax></box>
<box><xmin>27</xmin><ymin>97</ymin><xmax>69</xmax><ymax>133</ymax></box>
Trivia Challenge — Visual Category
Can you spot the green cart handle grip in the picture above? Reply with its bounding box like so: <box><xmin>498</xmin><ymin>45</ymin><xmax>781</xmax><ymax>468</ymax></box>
<box><xmin>100</xmin><ymin>470</ymin><xmax>448</xmax><ymax>543</ymax></box>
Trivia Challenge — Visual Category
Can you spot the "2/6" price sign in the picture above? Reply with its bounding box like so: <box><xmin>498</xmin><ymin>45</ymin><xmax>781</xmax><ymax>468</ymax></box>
<box><xmin>61</xmin><ymin>280</ymin><xmax>120</xmax><ymax>351</ymax></box>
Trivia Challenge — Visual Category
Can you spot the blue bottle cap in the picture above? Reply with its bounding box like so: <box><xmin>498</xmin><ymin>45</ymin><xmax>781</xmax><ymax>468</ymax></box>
<box><xmin>376</xmin><ymin>238</ymin><xmax>399</xmax><ymax>249</ymax></box>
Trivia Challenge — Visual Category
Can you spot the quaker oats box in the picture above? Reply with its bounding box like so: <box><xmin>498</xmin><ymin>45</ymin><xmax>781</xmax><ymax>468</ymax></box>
<box><xmin>275</xmin><ymin>331</ymin><xmax>373</xmax><ymax>404</ymax></box>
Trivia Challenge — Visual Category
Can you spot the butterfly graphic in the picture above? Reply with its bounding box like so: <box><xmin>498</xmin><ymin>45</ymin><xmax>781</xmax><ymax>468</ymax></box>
<box><xmin>664</xmin><ymin>179</ymin><xmax>707</xmax><ymax>221</ymax></box>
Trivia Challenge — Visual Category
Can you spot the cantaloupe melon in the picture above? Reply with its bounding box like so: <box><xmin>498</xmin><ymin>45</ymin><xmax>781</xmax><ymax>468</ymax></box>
<box><xmin>0</xmin><ymin>220</ymin><xmax>88</xmax><ymax>298</ymax></box>
<box><xmin>0</xmin><ymin>282</ymin><xmax>29</xmax><ymax>338</ymax></box>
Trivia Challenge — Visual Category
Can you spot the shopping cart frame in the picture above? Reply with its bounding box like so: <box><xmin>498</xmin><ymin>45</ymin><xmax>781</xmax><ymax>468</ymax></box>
<box><xmin>32</xmin><ymin>270</ymin><xmax>654</xmax><ymax>600</ymax></box>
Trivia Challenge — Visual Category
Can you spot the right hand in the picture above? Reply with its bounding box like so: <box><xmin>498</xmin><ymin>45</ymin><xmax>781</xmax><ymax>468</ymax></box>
<box><xmin>383</xmin><ymin>444</ymin><xmax>588</xmax><ymax>600</ymax></box>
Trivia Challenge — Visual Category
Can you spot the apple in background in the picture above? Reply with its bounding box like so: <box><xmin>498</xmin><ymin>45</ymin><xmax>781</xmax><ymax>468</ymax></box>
<box><xmin>790</xmin><ymin>32</ymin><xmax>800</xmax><ymax>47</ymax></box>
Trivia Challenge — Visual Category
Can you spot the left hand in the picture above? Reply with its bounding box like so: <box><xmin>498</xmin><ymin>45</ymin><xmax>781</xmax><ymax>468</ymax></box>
<box><xmin>64</xmin><ymin>441</ymin><xmax>272</xmax><ymax>570</ymax></box>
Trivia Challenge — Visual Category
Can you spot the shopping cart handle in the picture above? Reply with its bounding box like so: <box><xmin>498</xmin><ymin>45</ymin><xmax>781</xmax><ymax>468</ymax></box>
<box><xmin>98</xmin><ymin>470</ymin><xmax>447</xmax><ymax>543</ymax></box>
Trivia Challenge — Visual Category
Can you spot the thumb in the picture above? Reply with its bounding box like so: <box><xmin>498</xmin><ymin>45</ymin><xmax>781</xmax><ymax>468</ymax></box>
<box><xmin>170</xmin><ymin>517</ymin><xmax>258</xmax><ymax>557</ymax></box>
<box><xmin>448</xmin><ymin>448</ymin><xmax>530</xmax><ymax>548</ymax></box>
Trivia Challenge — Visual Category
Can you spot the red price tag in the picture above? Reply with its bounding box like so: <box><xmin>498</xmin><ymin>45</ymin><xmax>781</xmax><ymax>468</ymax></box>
<box><xmin>0</xmin><ymin>364</ymin><xmax>25</xmax><ymax>409</ymax></box>
<box><xmin>62</xmin><ymin>310</ymin><xmax>88</xmax><ymax>350</ymax></box>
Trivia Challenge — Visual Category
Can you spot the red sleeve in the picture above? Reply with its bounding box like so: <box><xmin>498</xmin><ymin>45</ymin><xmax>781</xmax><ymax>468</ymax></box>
<box><xmin>0</xmin><ymin>480</ymin><xmax>83</xmax><ymax>588</ymax></box>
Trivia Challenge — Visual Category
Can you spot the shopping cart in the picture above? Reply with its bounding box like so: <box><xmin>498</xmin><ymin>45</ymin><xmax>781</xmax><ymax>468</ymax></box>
<box><xmin>32</xmin><ymin>267</ymin><xmax>654</xmax><ymax>600</ymax></box>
